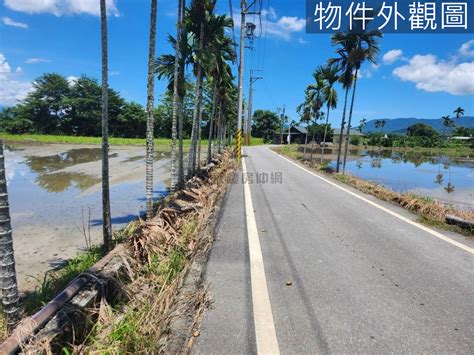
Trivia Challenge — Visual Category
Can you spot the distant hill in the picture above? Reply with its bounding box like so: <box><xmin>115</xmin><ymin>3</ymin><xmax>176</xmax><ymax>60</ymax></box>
<box><xmin>363</xmin><ymin>117</ymin><xmax>474</xmax><ymax>134</ymax></box>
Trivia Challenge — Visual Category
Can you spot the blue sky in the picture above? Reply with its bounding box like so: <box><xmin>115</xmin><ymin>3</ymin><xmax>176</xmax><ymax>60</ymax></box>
<box><xmin>0</xmin><ymin>0</ymin><xmax>473</xmax><ymax>128</ymax></box>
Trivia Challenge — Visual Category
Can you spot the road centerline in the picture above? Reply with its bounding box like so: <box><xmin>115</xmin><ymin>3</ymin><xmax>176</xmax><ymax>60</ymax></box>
<box><xmin>242</xmin><ymin>158</ymin><xmax>280</xmax><ymax>355</ymax></box>
<box><xmin>270</xmin><ymin>149</ymin><xmax>474</xmax><ymax>255</ymax></box>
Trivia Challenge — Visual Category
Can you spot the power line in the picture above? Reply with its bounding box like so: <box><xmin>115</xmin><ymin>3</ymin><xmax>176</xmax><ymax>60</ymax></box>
<box><xmin>228</xmin><ymin>0</ymin><xmax>237</xmax><ymax>51</ymax></box>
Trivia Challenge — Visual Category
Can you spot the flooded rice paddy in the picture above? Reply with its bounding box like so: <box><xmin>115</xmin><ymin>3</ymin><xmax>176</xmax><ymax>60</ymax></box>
<box><xmin>5</xmin><ymin>142</ymin><xmax>171</xmax><ymax>290</ymax></box>
<box><xmin>325</xmin><ymin>148</ymin><xmax>474</xmax><ymax>211</ymax></box>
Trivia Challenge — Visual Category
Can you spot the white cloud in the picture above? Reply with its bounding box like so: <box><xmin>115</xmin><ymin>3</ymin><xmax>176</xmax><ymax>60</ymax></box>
<box><xmin>382</xmin><ymin>49</ymin><xmax>403</xmax><ymax>64</ymax></box>
<box><xmin>25</xmin><ymin>58</ymin><xmax>50</xmax><ymax>64</ymax></box>
<box><xmin>234</xmin><ymin>7</ymin><xmax>305</xmax><ymax>42</ymax></box>
<box><xmin>4</xmin><ymin>0</ymin><xmax>119</xmax><ymax>17</ymax></box>
<box><xmin>393</xmin><ymin>54</ymin><xmax>474</xmax><ymax>95</ymax></box>
<box><xmin>2</xmin><ymin>16</ymin><xmax>28</xmax><ymax>29</ymax></box>
<box><xmin>66</xmin><ymin>75</ymin><xmax>78</xmax><ymax>85</ymax></box>
<box><xmin>459</xmin><ymin>39</ymin><xmax>474</xmax><ymax>57</ymax></box>
<box><xmin>0</xmin><ymin>53</ymin><xmax>32</xmax><ymax>106</ymax></box>
<box><xmin>15</xmin><ymin>66</ymin><xmax>23</xmax><ymax>73</ymax></box>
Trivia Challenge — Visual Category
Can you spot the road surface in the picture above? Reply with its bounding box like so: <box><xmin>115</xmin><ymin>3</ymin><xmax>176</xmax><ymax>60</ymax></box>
<box><xmin>193</xmin><ymin>146</ymin><xmax>473</xmax><ymax>354</ymax></box>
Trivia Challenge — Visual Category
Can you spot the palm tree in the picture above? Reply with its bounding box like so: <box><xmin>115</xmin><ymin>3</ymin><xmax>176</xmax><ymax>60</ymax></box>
<box><xmin>100</xmin><ymin>0</ymin><xmax>112</xmax><ymax>251</ymax></box>
<box><xmin>296</xmin><ymin>92</ymin><xmax>314</xmax><ymax>158</ymax></box>
<box><xmin>341</xmin><ymin>30</ymin><xmax>382</xmax><ymax>173</ymax></box>
<box><xmin>375</xmin><ymin>119</ymin><xmax>386</xmax><ymax>133</ymax></box>
<box><xmin>442</xmin><ymin>115</ymin><xmax>455</xmax><ymax>138</ymax></box>
<box><xmin>169</xmin><ymin>0</ymin><xmax>185</xmax><ymax>191</ymax></box>
<box><xmin>328</xmin><ymin>51</ymin><xmax>353</xmax><ymax>172</ymax></box>
<box><xmin>453</xmin><ymin>106</ymin><xmax>464</xmax><ymax>119</ymax></box>
<box><xmin>155</xmin><ymin>9</ymin><xmax>191</xmax><ymax>188</ymax></box>
<box><xmin>206</xmin><ymin>30</ymin><xmax>236</xmax><ymax>163</ymax></box>
<box><xmin>319</xmin><ymin>64</ymin><xmax>339</xmax><ymax>163</ymax></box>
<box><xmin>187</xmin><ymin>0</ymin><xmax>206</xmax><ymax>177</ymax></box>
<box><xmin>306</xmin><ymin>68</ymin><xmax>327</xmax><ymax>161</ymax></box>
<box><xmin>0</xmin><ymin>141</ymin><xmax>20</xmax><ymax>328</ymax></box>
<box><xmin>358</xmin><ymin>118</ymin><xmax>367</xmax><ymax>133</ymax></box>
<box><xmin>145</xmin><ymin>0</ymin><xmax>158</xmax><ymax>219</ymax></box>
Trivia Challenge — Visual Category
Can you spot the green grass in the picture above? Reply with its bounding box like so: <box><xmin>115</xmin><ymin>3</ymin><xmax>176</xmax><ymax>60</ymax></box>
<box><xmin>20</xmin><ymin>222</ymin><xmax>139</xmax><ymax>315</ymax></box>
<box><xmin>22</xmin><ymin>246</ymin><xmax>104</xmax><ymax>314</ymax></box>
<box><xmin>0</xmin><ymin>133</ymin><xmax>265</xmax><ymax>147</ymax></box>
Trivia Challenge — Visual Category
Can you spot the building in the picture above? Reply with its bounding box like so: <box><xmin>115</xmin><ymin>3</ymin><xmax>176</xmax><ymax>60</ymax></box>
<box><xmin>332</xmin><ymin>128</ymin><xmax>366</xmax><ymax>145</ymax></box>
<box><xmin>273</xmin><ymin>126</ymin><xmax>308</xmax><ymax>144</ymax></box>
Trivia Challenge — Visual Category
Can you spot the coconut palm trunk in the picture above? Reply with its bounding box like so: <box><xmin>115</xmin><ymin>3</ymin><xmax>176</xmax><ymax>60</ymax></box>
<box><xmin>145</xmin><ymin>0</ymin><xmax>158</xmax><ymax>219</ymax></box>
<box><xmin>207</xmin><ymin>82</ymin><xmax>218</xmax><ymax>163</ymax></box>
<box><xmin>170</xmin><ymin>0</ymin><xmax>183</xmax><ymax>191</ymax></box>
<box><xmin>100</xmin><ymin>0</ymin><xmax>112</xmax><ymax>251</ymax></box>
<box><xmin>309</xmin><ymin>121</ymin><xmax>316</xmax><ymax>162</ymax></box>
<box><xmin>178</xmin><ymin>96</ymin><xmax>185</xmax><ymax>187</ymax></box>
<box><xmin>217</xmin><ymin>110</ymin><xmax>223</xmax><ymax>154</ymax></box>
<box><xmin>320</xmin><ymin>105</ymin><xmax>331</xmax><ymax>163</ymax></box>
<box><xmin>188</xmin><ymin>22</ymin><xmax>204</xmax><ymax>177</ymax></box>
<box><xmin>0</xmin><ymin>141</ymin><xmax>20</xmax><ymax>328</ymax></box>
<box><xmin>336</xmin><ymin>86</ymin><xmax>350</xmax><ymax>173</ymax></box>
<box><xmin>342</xmin><ymin>69</ymin><xmax>359</xmax><ymax>173</ymax></box>
<box><xmin>196</xmin><ymin>106</ymin><xmax>203</xmax><ymax>171</ymax></box>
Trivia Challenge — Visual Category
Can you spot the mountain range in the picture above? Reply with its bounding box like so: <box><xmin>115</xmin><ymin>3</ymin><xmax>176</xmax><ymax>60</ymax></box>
<box><xmin>363</xmin><ymin>117</ymin><xmax>474</xmax><ymax>134</ymax></box>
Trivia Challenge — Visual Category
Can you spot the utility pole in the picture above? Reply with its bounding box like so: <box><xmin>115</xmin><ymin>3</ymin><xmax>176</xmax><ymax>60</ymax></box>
<box><xmin>279</xmin><ymin>105</ymin><xmax>286</xmax><ymax>144</ymax></box>
<box><xmin>235</xmin><ymin>0</ymin><xmax>246</xmax><ymax>163</ymax></box>
<box><xmin>236</xmin><ymin>0</ymin><xmax>261</xmax><ymax>161</ymax></box>
<box><xmin>246</xmin><ymin>70</ymin><xmax>262</xmax><ymax>145</ymax></box>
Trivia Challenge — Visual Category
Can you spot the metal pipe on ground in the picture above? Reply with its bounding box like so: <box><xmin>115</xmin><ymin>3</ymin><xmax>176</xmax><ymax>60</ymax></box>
<box><xmin>0</xmin><ymin>245</ymin><xmax>124</xmax><ymax>354</ymax></box>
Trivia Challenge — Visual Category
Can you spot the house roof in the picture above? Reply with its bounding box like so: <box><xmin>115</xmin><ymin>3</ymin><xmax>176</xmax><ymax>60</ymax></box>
<box><xmin>292</xmin><ymin>126</ymin><xmax>308</xmax><ymax>134</ymax></box>
<box><xmin>332</xmin><ymin>128</ymin><xmax>365</xmax><ymax>136</ymax></box>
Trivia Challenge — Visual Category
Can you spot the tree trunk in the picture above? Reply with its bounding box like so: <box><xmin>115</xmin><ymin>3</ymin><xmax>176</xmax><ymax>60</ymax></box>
<box><xmin>303</xmin><ymin>123</ymin><xmax>309</xmax><ymax>159</ymax></box>
<box><xmin>320</xmin><ymin>104</ymin><xmax>331</xmax><ymax>164</ymax></box>
<box><xmin>178</xmin><ymin>96</ymin><xmax>185</xmax><ymax>188</ymax></box>
<box><xmin>309</xmin><ymin>129</ymin><xmax>316</xmax><ymax>162</ymax></box>
<box><xmin>0</xmin><ymin>141</ymin><xmax>20</xmax><ymax>329</ymax></box>
<box><xmin>207</xmin><ymin>82</ymin><xmax>218</xmax><ymax>163</ymax></box>
<box><xmin>342</xmin><ymin>69</ymin><xmax>359</xmax><ymax>174</ymax></box>
<box><xmin>145</xmin><ymin>0</ymin><xmax>158</xmax><ymax>219</ymax></box>
<box><xmin>217</xmin><ymin>109</ymin><xmax>223</xmax><ymax>154</ymax></box>
<box><xmin>336</xmin><ymin>86</ymin><xmax>350</xmax><ymax>173</ymax></box>
<box><xmin>188</xmin><ymin>22</ymin><xmax>204</xmax><ymax>177</ymax></box>
<box><xmin>100</xmin><ymin>0</ymin><xmax>112</xmax><ymax>251</ymax></box>
<box><xmin>170</xmin><ymin>0</ymin><xmax>183</xmax><ymax>191</ymax></box>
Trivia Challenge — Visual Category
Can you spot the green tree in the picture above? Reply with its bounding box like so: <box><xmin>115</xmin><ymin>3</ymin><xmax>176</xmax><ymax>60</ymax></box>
<box><xmin>252</xmin><ymin>110</ymin><xmax>279</xmax><ymax>143</ymax></box>
<box><xmin>20</xmin><ymin>73</ymin><xmax>70</xmax><ymax>134</ymax></box>
<box><xmin>407</xmin><ymin>123</ymin><xmax>439</xmax><ymax>138</ymax></box>
<box><xmin>442</xmin><ymin>115</ymin><xmax>455</xmax><ymax>138</ymax></box>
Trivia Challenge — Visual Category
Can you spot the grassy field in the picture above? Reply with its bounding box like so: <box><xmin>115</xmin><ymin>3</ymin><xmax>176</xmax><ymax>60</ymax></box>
<box><xmin>0</xmin><ymin>133</ymin><xmax>265</xmax><ymax>147</ymax></box>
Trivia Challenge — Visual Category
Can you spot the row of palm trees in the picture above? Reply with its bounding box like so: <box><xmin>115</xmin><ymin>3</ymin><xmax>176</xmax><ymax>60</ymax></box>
<box><xmin>105</xmin><ymin>0</ymin><xmax>237</xmax><ymax>225</ymax></box>
<box><xmin>0</xmin><ymin>0</ymin><xmax>238</xmax><ymax>328</ymax></box>
<box><xmin>298</xmin><ymin>26</ymin><xmax>383</xmax><ymax>173</ymax></box>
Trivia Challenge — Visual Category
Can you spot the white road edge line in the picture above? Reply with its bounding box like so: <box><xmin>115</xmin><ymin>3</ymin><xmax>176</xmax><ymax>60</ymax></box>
<box><xmin>270</xmin><ymin>149</ymin><xmax>474</xmax><ymax>255</ymax></box>
<box><xmin>242</xmin><ymin>158</ymin><xmax>281</xmax><ymax>355</ymax></box>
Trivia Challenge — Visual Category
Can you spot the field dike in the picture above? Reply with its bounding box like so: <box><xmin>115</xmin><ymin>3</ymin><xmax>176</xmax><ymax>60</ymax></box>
<box><xmin>1</xmin><ymin>149</ymin><xmax>236</xmax><ymax>354</ymax></box>
<box><xmin>275</xmin><ymin>147</ymin><xmax>474</xmax><ymax>236</ymax></box>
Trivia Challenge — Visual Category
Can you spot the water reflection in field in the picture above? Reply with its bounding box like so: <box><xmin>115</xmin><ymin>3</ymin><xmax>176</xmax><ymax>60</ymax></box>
<box><xmin>4</xmin><ymin>143</ymin><xmax>170</xmax><ymax>290</ymax></box>
<box><xmin>326</xmin><ymin>148</ymin><xmax>474</xmax><ymax>210</ymax></box>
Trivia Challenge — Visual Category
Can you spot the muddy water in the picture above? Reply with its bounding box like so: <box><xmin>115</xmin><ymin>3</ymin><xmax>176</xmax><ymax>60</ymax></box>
<box><xmin>4</xmin><ymin>143</ymin><xmax>171</xmax><ymax>291</ymax></box>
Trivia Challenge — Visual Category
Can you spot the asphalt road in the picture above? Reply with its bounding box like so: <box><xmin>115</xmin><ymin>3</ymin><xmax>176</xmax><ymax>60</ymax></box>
<box><xmin>193</xmin><ymin>146</ymin><xmax>474</xmax><ymax>354</ymax></box>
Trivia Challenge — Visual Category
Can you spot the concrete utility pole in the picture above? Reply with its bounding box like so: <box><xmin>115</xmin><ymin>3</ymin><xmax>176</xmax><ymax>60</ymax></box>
<box><xmin>236</xmin><ymin>0</ymin><xmax>246</xmax><ymax>162</ymax></box>
<box><xmin>236</xmin><ymin>0</ymin><xmax>261</xmax><ymax>160</ymax></box>
<box><xmin>279</xmin><ymin>105</ymin><xmax>286</xmax><ymax>144</ymax></box>
<box><xmin>246</xmin><ymin>70</ymin><xmax>262</xmax><ymax>145</ymax></box>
